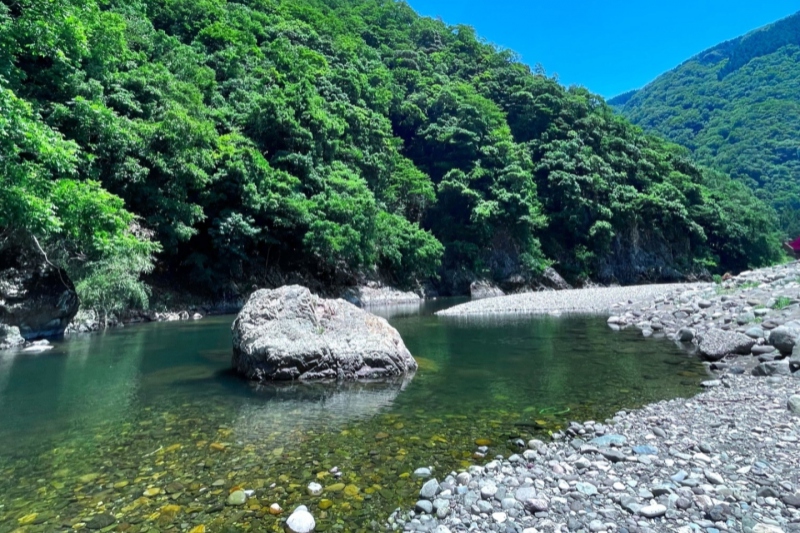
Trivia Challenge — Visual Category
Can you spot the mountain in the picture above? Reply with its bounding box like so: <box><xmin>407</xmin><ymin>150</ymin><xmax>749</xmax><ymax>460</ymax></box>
<box><xmin>0</xmin><ymin>0</ymin><xmax>783</xmax><ymax>314</ymax></box>
<box><xmin>610</xmin><ymin>11</ymin><xmax>800</xmax><ymax>237</ymax></box>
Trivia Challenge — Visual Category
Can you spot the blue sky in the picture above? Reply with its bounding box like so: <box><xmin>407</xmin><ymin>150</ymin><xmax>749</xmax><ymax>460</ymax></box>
<box><xmin>405</xmin><ymin>1</ymin><xmax>800</xmax><ymax>97</ymax></box>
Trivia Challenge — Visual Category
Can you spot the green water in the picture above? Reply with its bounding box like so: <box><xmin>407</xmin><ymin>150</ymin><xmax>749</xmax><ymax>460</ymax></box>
<box><xmin>0</xmin><ymin>300</ymin><xmax>704</xmax><ymax>533</ymax></box>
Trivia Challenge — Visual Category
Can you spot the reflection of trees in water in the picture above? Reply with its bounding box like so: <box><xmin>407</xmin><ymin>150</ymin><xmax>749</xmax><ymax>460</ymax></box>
<box><xmin>387</xmin><ymin>313</ymin><xmax>701</xmax><ymax>422</ymax></box>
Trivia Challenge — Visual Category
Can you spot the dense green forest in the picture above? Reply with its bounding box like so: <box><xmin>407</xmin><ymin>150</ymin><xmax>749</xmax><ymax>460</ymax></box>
<box><xmin>611</xmin><ymin>11</ymin><xmax>800</xmax><ymax>237</ymax></box>
<box><xmin>0</xmin><ymin>0</ymin><xmax>784</xmax><ymax>310</ymax></box>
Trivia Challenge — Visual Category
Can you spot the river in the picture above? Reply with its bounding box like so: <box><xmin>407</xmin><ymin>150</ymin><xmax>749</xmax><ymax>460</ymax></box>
<box><xmin>0</xmin><ymin>300</ymin><xmax>704</xmax><ymax>532</ymax></box>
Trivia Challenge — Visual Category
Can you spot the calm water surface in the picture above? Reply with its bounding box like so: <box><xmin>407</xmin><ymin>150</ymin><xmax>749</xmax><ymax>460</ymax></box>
<box><xmin>0</xmin><ymin>300</ymin><xmax>704</xmax><ymax>532</ymax></box>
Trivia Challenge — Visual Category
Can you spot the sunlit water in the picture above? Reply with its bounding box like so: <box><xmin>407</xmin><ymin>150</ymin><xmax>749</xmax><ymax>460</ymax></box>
<box><xmin>0</xmin><ymin>300</ymin><xmax>704</xmax><ymax>532</ymax></box>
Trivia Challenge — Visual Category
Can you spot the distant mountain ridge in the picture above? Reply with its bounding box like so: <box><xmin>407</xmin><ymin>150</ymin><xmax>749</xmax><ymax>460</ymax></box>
<box><xmin>611</xmin><ymin>11</ymin><xmax>800</xmax><ymax>237</ymax></box>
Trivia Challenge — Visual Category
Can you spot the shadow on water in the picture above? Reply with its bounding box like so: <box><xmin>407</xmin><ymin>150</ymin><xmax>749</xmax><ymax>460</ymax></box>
<box><xmin>0</xmin><ymin>302</ymin><xmax>706</xmax><ymax>532</ymax></box>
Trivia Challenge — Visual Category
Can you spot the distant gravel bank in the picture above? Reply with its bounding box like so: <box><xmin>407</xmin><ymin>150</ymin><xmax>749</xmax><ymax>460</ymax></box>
<box><xmin>436</xmin><ymin>284</ymin><xmax>705</xmax><ymax>317</ymax></box>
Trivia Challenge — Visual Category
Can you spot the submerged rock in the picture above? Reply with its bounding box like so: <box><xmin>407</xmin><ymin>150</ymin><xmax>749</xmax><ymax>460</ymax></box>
<box><xmin>232</xmin><ymin>285</ymin><xmax>417</xmax><ymax>381</ymax></box>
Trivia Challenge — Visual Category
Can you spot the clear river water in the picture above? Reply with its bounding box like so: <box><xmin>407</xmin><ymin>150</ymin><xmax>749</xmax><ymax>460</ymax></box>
<box><xmin>0</xmin><ymin>300</ymin><xmax>705</xmax><ymax>533</ymax></box>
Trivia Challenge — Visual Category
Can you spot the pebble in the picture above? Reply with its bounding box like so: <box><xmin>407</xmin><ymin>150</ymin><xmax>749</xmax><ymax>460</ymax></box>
<box><xmin>226</xmin><ymin>490</ymin><xmax>246</xmax><ymax>506</ymax></box>
<box><xmin>285</xmin><ymin>505</ymin><xmax>315</xmax><ymax>533</ymax></box>
<box><xmin>420</xmin><ymin>479</ymin><xmax>439</xmax><ymax>499</ymax></box>
<box><xmin>639</xmin><ymin>503</ymin><xmax>667</xmax><ymax>518</ymax></box>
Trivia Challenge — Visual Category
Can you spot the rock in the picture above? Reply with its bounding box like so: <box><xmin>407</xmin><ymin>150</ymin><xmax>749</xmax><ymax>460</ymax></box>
<box><xmin>698</xmin><ymin>329</ymin><xmax>756</xmax><ymax>361</ymax></box>
<box><xmin>413</xmin><ymin>467</ymin><xmax>432</xmax><ymax>478</ymax></box>
<box><xmin>470</xmin><ymin>280</ymin><xmax>505</xmax><ymax>300</ymax></box>
<box><xmin>285</xmin><ymin>505</ymin><xmax>315</xmax><ymax>533</ymax></box>
<box><xmin>514</xmin><ymin>486</ymin><xmax>536</xmax><ymax>502</ymax></box>
<box><xmin>480</xmin><ymin>483</ymin><xmax>498</xmax><ymax>499</ymax></box>
<box><xmin>745</xmin><ymin>327</ymin><xmax>765</xmax><ymax>339</ymax></box>
<box><xmin>524</xmin><ymin>498</ymin><xmax>549</xmax><ymax>512</ymax></box>
<box><xmin>231</xmin><ymin>286</ymin><xmax>417</xmax><ymax>380</ymax></box>
<box><xmin>752</xmin><ymin>524</ymin><xmax>785</xmax><ymax>533</ymax></box>
<box><xmin>639</xmin><ymin>503</ymin><xmax>667</xmax><ymax>518</ymax></box>
<box><xmin>0</xmin><ymin>236</ymin><xmax>79</xmax><ymax>340</ymax></box>
<box><xmin>343</xmin><ymin>284</ymin><xmax>421</xmax><ymax>307</ymax></box>
<box><xmin>227</xmin><ymin>490</ymin><xmax>247</xmax><ymax>506</ymax></box>
<box><xmin>85</xmin><ymin>514</ymin><xmax>116</xmax><ymax>530</ymax></box>
<box><xmin>788</xmin><ymin>395</ymin><xmax>800</xmax><ymax>414</ymax></box>
<box><xmin>632</xmin><ymin>445</ymin><xmax>658</xmax><ymax>455</ymax></box>
<box><xmin>415</xmin><ymin>500</ymin><xmax>433</xmax><ymax>514</ymax></box>
<box><xmin>769</xmin><ymin>326</ymin><xmax>799</xmax><ymax>355</ymax></box>
<box><xmin>704</xmin><ymin>470</ymin><xmax>724</xmax><ymax>485</ymax></box>
<box><xmin>751</xmin><ymin>361</ymin><xmax>792</xmax><ymax>377</ymax></box>
<box><xmin>782</xmin><ymin>494</ymin><xmax>800</xmax><ymax>507</ymax></box>
<box><xmin>307</xmin><ymin>482</ymin><xmax>323</xmax><ymax>496</ymax></box>
<box><xmin>419</xmin><ymin>478</ymin><xmax>439</xmax><ymax>500</ymax></box>
<box><xmin>677</xmin><ymin>328</ymin><xmax>695</xmax><ymax>342</ymax></box>
<box><xmin>575</xmin><ymin>482</ymin><xmax>598</xmax><ymax>496</ymax></box>
<box><xmin>0</xmin><ymin>324</ymin><xmax>24</xmax><ymax>350</ymax></box>
<box><xmin>541</xmin><ymin>266</ymin><xmax>571</xmax><ymax>290</ymax></box>
<box><xmin>589</xmin><ymin>434</ymin><xmax>626</xmax><ymax>446</ymax></box>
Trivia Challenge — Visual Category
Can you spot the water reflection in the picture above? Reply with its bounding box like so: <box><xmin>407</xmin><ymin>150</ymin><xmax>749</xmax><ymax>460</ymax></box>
<box><xmin>233</xmin><ymin>378</ymin><xmax>413</xmax><ymax>440</ymax></box>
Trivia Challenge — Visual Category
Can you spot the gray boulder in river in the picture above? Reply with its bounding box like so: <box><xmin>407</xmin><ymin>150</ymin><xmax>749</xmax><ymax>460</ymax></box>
<box><xmin>232</xmin><ymin>285</ymin><xmax>418</xmax><ymax>381</ymax></box>
<box><xmin>0</xmin><ymin>237</ymin><xmax>79</xmax><ymax>340</ymax></box>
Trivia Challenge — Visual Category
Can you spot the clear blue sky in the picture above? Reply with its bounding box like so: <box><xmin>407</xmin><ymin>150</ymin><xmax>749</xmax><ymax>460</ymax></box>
<box><xmin>405</xmin><ymin>0</ymin><xmax>800</xmax><ymax>97</ymax></box>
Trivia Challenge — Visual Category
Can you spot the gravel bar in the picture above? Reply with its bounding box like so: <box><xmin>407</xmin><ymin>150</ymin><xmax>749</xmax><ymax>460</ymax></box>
<box><xmin>436</xmin><ymin>284</ymin><xmax>706</xmax><ymax>317</ymax></box>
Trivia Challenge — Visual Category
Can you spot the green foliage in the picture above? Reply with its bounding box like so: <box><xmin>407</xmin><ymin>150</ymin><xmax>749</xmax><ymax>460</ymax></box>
<box><xmin>1</xmin><ymin>0</ymin><xmax>784</xmax><ymax>295</ymax></box>
<box><xmin>611</xmin><ymin>12</ymin><xmax>800</xmax><ymax>237</ymax></box>
<box><xmin>773</xmin><ymin>296</ymin><xmax>793</xmax><ymax>310</ymax></box>
<box><xmin>0</xmin><ymin>83</ymin><xmax>158</xmax><ymax>318</ymax></box>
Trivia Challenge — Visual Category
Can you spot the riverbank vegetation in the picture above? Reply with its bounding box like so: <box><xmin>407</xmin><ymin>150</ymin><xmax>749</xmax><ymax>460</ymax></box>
<box><xmin>611</xmin><ymin>11</ymin><xmax>800</xmax><ymax>237</ymax></box>
<box><xmin>0</xmin><ymin>0</ymin><xmax>785</xmax><ymax>314</ymax></box>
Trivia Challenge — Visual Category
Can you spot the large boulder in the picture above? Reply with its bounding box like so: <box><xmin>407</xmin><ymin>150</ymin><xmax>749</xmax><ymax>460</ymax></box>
<box><xmin>698</xmin><ymin>329</ymin><xmax>756</xmax><ymax>361</ymax></box>
<box><xmin>470</xmin><ymin>280</ymin><xmax>504</xmax><ymax>300</ymax></box>
<box><xmin>0</xmin><ymin>238</ymin><xmax>79</xmax><ymax>340</ymax></box>
<box><xmin>0</xmin><ymin>324</ymin><xmax>25</xmax><ymax>350</ymax></box>
<box><xmin>232</xmin><ymin>285</ymin><xmax>417</xmax><ymax>381</ymax></box>
<box><xmin>769</xmin><ymin>325</ymin><xmax>800</xmax><ymax>356</ymax></box>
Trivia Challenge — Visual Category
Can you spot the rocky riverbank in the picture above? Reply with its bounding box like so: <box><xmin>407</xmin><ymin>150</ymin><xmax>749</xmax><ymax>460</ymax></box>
<box><xmin>392</xmin><ymin>262</ymin><xmax>800</xmax><ymax>533</ymax></box>
<box><xmin>391</xmin><ymin>374</ymin><xmax>800</xmax><ymax>533</ymax></box>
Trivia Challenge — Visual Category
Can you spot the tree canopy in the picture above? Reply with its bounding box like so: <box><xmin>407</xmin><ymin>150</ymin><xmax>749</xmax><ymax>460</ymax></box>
<box><xmin>0</xmin><ymin>0</ymin><xmax>784</xmax><ymax>302</ymax></box>
<box><xmin>611</xmin><ymin>11</ymin><xmax>800</xmax><ymax>238</ymax></box>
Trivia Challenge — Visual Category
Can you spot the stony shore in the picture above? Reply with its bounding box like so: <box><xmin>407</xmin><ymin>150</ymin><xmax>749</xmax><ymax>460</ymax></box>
<box><xmin>394</xmin><ymin>262</ymin><xmax>800</xmax><ymax>533</ymax></box>
<box><xmin>436</xmin><ymin>284</ymin><xmax>703</xmax><ymax>317</ymax></box>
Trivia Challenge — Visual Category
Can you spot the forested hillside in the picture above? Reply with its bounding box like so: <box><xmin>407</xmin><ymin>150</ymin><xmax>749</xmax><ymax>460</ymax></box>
<box><xmin>611</xmin><ymin>11</ymin><xmax>800</xmax><ymax>237</ymax></box>
<box><xmin>0</xmin><ymin>0</ymin><xmax>784</xmax><ymax>308</ymax></box>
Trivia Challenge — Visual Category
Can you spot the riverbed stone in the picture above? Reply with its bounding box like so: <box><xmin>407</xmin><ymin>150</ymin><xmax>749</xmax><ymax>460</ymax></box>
<box><xmin>231</xmin><ymin>285</ymin><xmax>417</xmax><ymax>381</ymax></box>
<box><xmin>285</xmin><ymin>505</ymin><xmax>315</xmax><ymax>533</ymax></box>
<box><xmin>698</xmin><ymin>329</ymin><xmax>756</xmax><ymax>361</ymax></box>
<box><xmin>769</xmin><ymin>326</ymin><xmax>799</xmax><ymax>355</ymax></box>
<box><xmin>788</xmin><ymin>395</ymin><xmax>800</xmax><ymax>414</ymax></box>
<box><xmin>639</xmin><ymin>503</ymin><xmax>667</xmax><ymax>518</ymax></box>
<box><xmin>420</xmin><ymin>479</ymin><xmax>439</xmax><ymax>499</ymax></box>
<box><xmin>227</xmin><ymin>490</ymin><xmax>247</xmax><ymax>506</ymax></box>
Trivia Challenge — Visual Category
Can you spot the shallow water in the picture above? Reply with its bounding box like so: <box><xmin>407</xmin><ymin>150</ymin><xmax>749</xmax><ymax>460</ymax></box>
<box><xmin>0</xmin><ymin>300</ymin><xmax>704</xmax><ymax>532</ymax></box>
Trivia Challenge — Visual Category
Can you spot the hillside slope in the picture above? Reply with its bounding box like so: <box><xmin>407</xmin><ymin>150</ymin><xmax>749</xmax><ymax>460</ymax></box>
<box><xmin>0</xmin><ymin>0</ymin><xmax>783</xmax><ymax>306</ymax></box>
<box><xmin>611</xmin><ymin>11</ymin><xmax>800</xmax><ymax>237</ymax></box>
